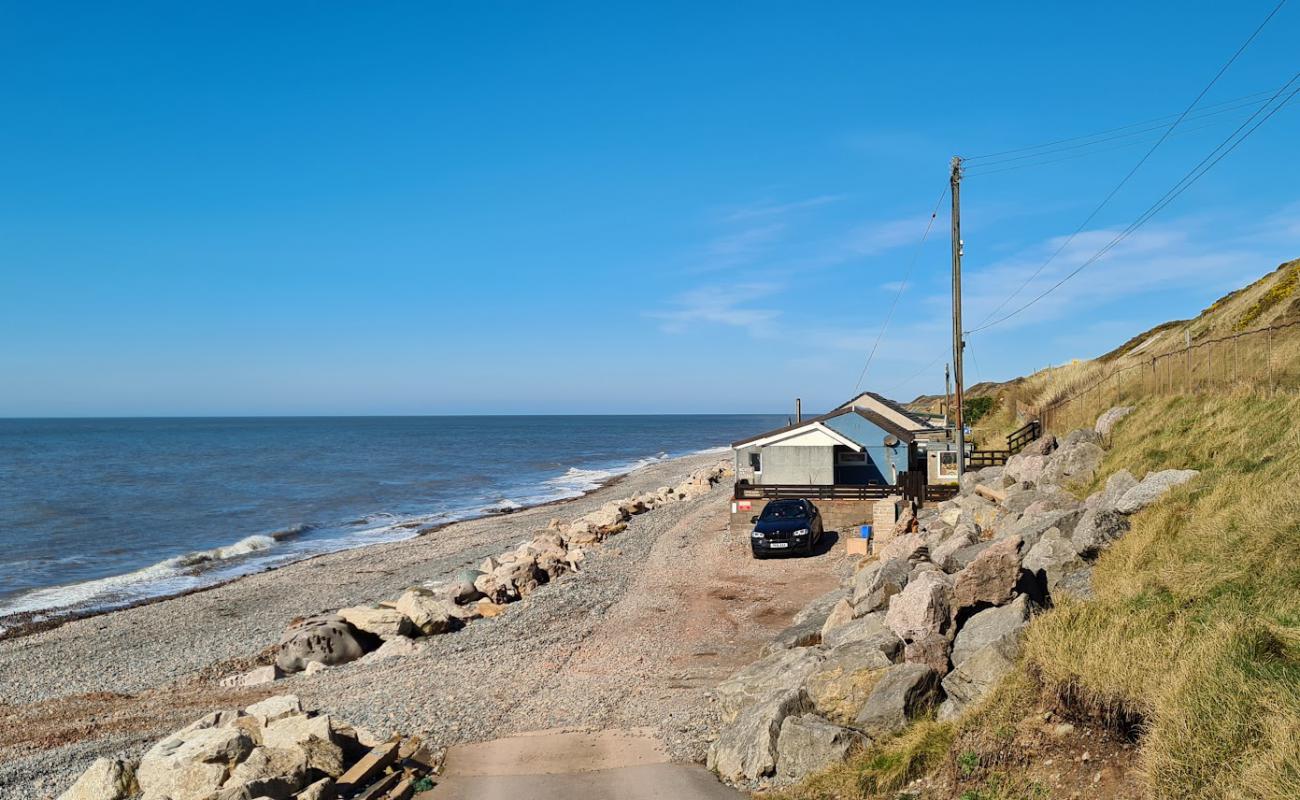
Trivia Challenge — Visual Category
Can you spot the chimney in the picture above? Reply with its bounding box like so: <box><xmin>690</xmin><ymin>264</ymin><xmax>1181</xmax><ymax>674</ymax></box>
<box><xmin>795</xmin><ymin>398</ymin><xmax>802</xmax><ymax>423</ymax></box>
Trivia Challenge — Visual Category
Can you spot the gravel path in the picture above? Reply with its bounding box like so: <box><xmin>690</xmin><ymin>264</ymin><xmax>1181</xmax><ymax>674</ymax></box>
<box><xmin>0</xmin><ymin>452</ymin><xmax>849</xmax><ymax>798</ymax></box>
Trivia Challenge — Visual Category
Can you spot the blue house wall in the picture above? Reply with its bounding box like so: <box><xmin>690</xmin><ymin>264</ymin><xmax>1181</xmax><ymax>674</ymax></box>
<box><xmin>824</xmin><ymin>414</ymin><xmax>906</xmax><ymax>484</ymax></box>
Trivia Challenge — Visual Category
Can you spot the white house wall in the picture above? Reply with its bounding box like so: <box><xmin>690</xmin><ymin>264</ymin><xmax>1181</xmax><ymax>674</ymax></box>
<box><xmin>763</xmin><ymin>427</ymin><xmax>849</xmax><ymax>449</ymax></box>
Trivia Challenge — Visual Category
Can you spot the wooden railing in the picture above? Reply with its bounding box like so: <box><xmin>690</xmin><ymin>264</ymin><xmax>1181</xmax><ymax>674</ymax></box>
<box><xmin>733</xmin><ymin>483</ymin><xmax>901</xmax><ymax>501</ymax></box>
<box><xmin>1006</xmin><ymin>420</ymin><xmax>1041</xmax><ymax>453</ymax></box>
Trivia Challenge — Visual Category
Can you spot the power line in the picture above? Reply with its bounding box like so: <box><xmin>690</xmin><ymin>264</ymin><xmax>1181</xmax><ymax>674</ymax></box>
<box><xmin>884</xmin><ymin>355</ymin><xmax>944</xmax><ymax>398</ymax></box>
<box><xmin>963</xmin><ymin>94</ymin><xmax>1274</xmax><ymax>170</ymax></box>
<box><xmin>967</xmin><ymin>74</ymin><xmax>1300</xmax><ymax>335</ymax></box>
<box><xmin>963</xmin><ymin>103</ymin><xmax>1270</xmax><ymax>177</ymax></box>
<box><xmin>850</xmin><ymin>185</ymin><xmax>949</xmax><ymax>395</ymax></box>
<box><xmin>967</xmin><ymin>0</ymin><xmax>1289</xmax><ymax>332</ymax></box>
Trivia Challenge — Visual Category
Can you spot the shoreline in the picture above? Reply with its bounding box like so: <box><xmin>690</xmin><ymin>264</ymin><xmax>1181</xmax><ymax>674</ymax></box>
<box><xmin>0</xmin><ymin>447</ymin><xmax>721</xmax><ymax>643</ymax></box>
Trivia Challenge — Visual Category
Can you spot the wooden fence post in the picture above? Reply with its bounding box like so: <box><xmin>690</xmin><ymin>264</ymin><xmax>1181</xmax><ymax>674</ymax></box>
<box><xmin>1267</xmin><ymin>328</ymin><xmax>1274</xmax><ymax>394</ymax></box>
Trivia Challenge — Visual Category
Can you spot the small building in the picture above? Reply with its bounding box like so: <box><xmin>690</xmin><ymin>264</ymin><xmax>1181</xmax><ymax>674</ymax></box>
<box><xmin>732</xmin><ymin>407</ymin><xmax>919</xmax><ymax>488</ymax></box>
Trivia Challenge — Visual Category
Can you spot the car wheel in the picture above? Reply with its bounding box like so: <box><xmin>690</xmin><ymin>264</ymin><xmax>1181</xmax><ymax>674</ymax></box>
<box><xmin>751</xmin><ymin>549</ymin><xmax>764</xmax><ymax>560</ymax></box>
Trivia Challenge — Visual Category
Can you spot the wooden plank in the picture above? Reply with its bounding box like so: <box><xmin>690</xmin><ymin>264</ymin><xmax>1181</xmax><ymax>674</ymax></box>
<box><xmin>974</xmin><ymin>484</ymin><xmax>1006</xmax><ymax>504</ymax></box>
<box><xmin>353</xmin><ymin>771</ymin><xmax>400</xmax><ymax>800</ymax></box>
<box><xmin>386</xmin><ymin>775</ymin><xmax>415</xmax><ymax>800</ymax></box>
<box><xmin>336</xmin><ymin>739</ymin><xmax>401</xmax><ymax>793</ymax></box>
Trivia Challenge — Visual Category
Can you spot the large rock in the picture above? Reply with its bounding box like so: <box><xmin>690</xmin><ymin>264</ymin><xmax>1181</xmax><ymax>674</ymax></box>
<box><xmin>821</xmin><ymin>612</ymin><xmax>903</xmax><ymax>657</ymax></box>
<box><xmin>1004</xmin><ymin>453</ymin><xmax>1049</xmax><ymax>485</ymax></box>
<box><xmin>336</xmin><ymin>606</ymin><xmax>415</xmax><ymax>641</ymax></box>
<box><xmin>246</xmin><ymin>695</ymin><xmax>302</xmax><ymax>725</ymax></box>
<box><xmin>820</xmin><ymin>598</ymin><xmax>855</xmax><ymax>637</ymax></box>
<box><xmin>395</xmin><ymin>589</ymin><xmax>455</xmax><ymax>636</ymax></box>
<box><xmin>1024</xmin><ymin>434</ymin><xmax>1057</xmax><ymax>456</ymax></box>
<box><xmin>1115</xmin><ymin>469</ymin><xmax>1200</xmax><ymax>514</ymax></box>
<box><xmin>793</xmin><ymin>589</ymin><xmax>849</xmax><ymax>628</ymax></box>
<box><xmin>1003</xmin><ymin>506</ymin><xmax>1082</xmax><ymax>548</ymax></box>
<box><xmin>450</xmin><ymin>569</ymin><xmax>486</xmax><ymax>604</ymax></box>
<box><xmin>359</xmin><ymin>635</ymin><xmax>425</xmax><ymax>663</ymax></box>
<box><xmin>137</xmin><ymin>725</ymin><xmax>254</xmax><ymax>800</ymax></box>
<box><xmin>938</xmin><ymin>637</ymin><xmax>1020</xmax><ymax>721</ymax></box>
<box><xmin>850</xmin><ymin>558</ymin><xmax>911</xmax><ymax>615</ymax></box>
<box><xmin>1022</xmin><ymin>528</ymin><xmax>1086</xmax><ymax>598</ymax></box>
<box><xmin>876</xmin><ymin>532</ymin><xmax>928</xmax><ymax>563</ymax></box>
<box><xmin>885</xmin><ymin>571</ymin><xmax>954</xmax><ymax>643</ymax></box>
<box><xmin>276</xmin><ymin>615</ymin><xmax>371</xmax><ymax>673</ymax></box>
<box><xmin>59</xmin><ymin>759</ymin><xmax>137</xmax><ymax>800</ymax></box>
<box><xmin>853</xmin><ymin>664</ymin><xmax>942</xmax><ymax>739</ymax></box>
<box><xmin>931</xmin><ymin>531</ymin><xmax>976</xmax><ymax>573</ymax></box>
<box><xmin>1095</xmin><ymin>406</ymin><xmax>1134</xmax><ymax>437</ymax></box>
<box><xmin>947</xmin><ymin>540</ymin><xmax>993</xmax><ymax>572</ymax></box>
<box><xmin>951</xmin><ymin>595</ymin><xmax>1031</xmax><ymax>668</ymax></box>
<box><xmin>903</xmin><ymin>632</ymin><xmax>952</xmax><ymax>676</ymax></box>
<box><xmin>1085</xmin><ymin>470</ymin><xmax>1139</xmax><ymax>513</ymax></box>
<box><xmin>805</xmin><ymin>640</ymin><xmax>894</xmax><ymax>724</ymax></box>
<box><xmin>714</xmin><ymin>648</ymin><xmax>823</xmax><ymax>724</ymax></box>
<box><xmin>774</xmin><ymin>714</ymin><xmax>868</xmax><ymax>786</ymax></box>
<box><xmin>707</xmin><ymin>690</ymin><xmax>812</xmax><ymax>782</ymax></box>
<box><xmin>952</xmin><ymin>536</ymin><xmax>1024</xmax><ymax>611</ymax></box>
<box><xmin>1071</xmin><ymin>508</ymin><xmax>1131</xmax><ymax>556</ymax></box>
<box><xmin>1062</xmin><ymin>428</ymin><xmax>1103</xmax><ymax>448</ymax></box>
<box><xmin>761</xmin><ymin>617</ymin><xmax>824</xmax><ymax>657</ymax></box>
<box><xmin>221</xmin><ymin>745</ymin><xmax>308</xmax><ymax>799</ymax></box>
<box><xmin>1039</xmin><ymin>441</ymin><xmax>1104</xmax><ymax>487</ymax></box>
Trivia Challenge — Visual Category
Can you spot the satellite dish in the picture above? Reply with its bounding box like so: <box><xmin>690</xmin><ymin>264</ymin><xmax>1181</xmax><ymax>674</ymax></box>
<box><xmin>883</xmin><ymin>435</ymin><xmax>899</xmax><ymax>447</ymax></box>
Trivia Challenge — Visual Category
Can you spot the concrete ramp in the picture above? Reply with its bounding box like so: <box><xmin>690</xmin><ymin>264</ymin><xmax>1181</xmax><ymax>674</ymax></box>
<box><xmin>423</xmin><ymin>728</ymin><xmax>747</xmax><ymax>799</ymax></box>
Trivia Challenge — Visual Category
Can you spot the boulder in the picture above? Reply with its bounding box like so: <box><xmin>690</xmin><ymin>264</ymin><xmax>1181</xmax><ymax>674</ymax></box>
<box><xmin>1004</xmin><ymin>454</ymin><xmax>1048</xmax><ymax>485</ymax></box>
<box><xmin>820</xmin><ymin>598</ymin><xmax>855</xmax><ymax>637</ymax></box>
<box><xmin>761</xmin><ymin>617</ymin><xmax>824</xmax><ymax>657</ymax></box>
<box><xmin>276</xmin><ymin>615</ymin><xmax>371</xmax><ymax>673</ymax></box>
<box><xmin>931</xmin><ymin>531</ymin><xmax>976</xmax><ymax>573</ymax></box>
<box><xmin>938</xmin><ymin>637</ymin><xmax>1020</xmax><ymax>721</ymax></box>
<box><xmin>137</xmin><ymin>726</ymin><xmax>254</xmax><ymax>800</ymax></box>
<box><xmin>59</xmin><ymin>758</ymin><xmax>137</xmax><ymax>800</ymax></box>
<box><xmin>219</xmin><ymin>665</ymin><xmax>282</xmax><ymax>688</ymax></box>
<box><xmin>821</xmin><ymin>612</ymin><xmax>903</xmax><ymax>658</ymax></box>
<box><xmin>947</xmin><ymin>541</ymin><xmax>993</xmax><ymax>572</ymax></box>
<box><xmin>261</xmin><ymin>713</ymin><xmax>333</xmax><ymax>750</ymax></box>
<box><xmin>885</xmin><ymin>571</ymin><xmax>954</xmax><ymax>643</ymax></box>
<box><xmin>1039</xmin><ymin>441</ymin><xmax>1104</xmax><ymax>487</ymax></box>
<box><xmin>952</xmin><ymin>536</ymin><xmax>1024</xmax><ymax>611</ymax></box>
<box><xmin>1084</xmin><ymin>470</ymin><xmax>1139</xmax><ymax>513</ymax></box>
<box><xmin>1071</xmin><ymin>508</ymin><xmax>1131</xmax><ymax>557</ymax></box>
<box><xmin>1115</xmin><ymin>469</ymin><xmax>1200</xmax><ymax>514</ymax></box>
<box><xmin>951</xmin><ymin>595</ymin><xmax>1031</xmax><ymax>669</ymax></box>
<box><xmin>451</xmin><ymin>569</ymin><xmax>486</xmax><ymax>604</ymax></box>
<box><xmin>221</xmin><ymin>745</ymin><xmax>307</xmax><ymax>799</ymax></box>
<box><xmin>1022</xmin><ymin>529</ymin><xmax>1086</xmax><ymax>599</ymax></box>
<box><xmin>335</xmin><ymin>606</ymin><xmax>415</xmax><ymax>641</ymax></box>
<box><xmin>805</xmin><ymin>640</ymin><xmax>894</xmax><ymax>724</ymax></box>
<box><xmin>876</xmin><ymin>531</ymin><xmax>929</xmax><ymax>564</ymax></box>
<box><xmin>297</xmin><ymin>778</ymin><xmax>336</xmax><ymax>800</ymax></box>
<box><xmin>708</xmin><ymin>689</ymin><xmax>812</xmax><ymax>783</ymax></box>
<box><xmin>773</xmin><ymin>715</ymin><xmax>867</xmax><ymax>786</ymax></box>
<box><xmin>792</xmin><ymin>588</ymin><xmax>848</xmax><ymax>628</ymax></box>
<box><xmin>1062</xmin><ymin>428</ymin><xmax>1104</xmax><ymax>448</ymax></box>
<box><xmin>903</xmin><ymin>633</ymin><xmax>952</xmax><ymax>676</ymax></box>
<box><xmin>850</xmin><ymin>558</ymin><xmax>911</xmax><ymax>615</ymax></box>
<box><xmin>1003</xmin><ymin>507</ymin><xmax>1082</xmax><ymax>548</ymax></box>
<box><xmin>246</xmin><ymin>695</ymin><xmax>303</xmax><ymax>725</ymax></box>
<box><xmin>1095</xmin><ymin>406</ymin><xmax>1134</xmax><ymax>438</ymax></box>
<box><xmin>1024</xmin><ymin>434</ymin><xmax>1057</xmax><ymax>456</ymax></box>
<box><xmin>395</xmin><ymin>589</ymin><xmax>455</xmax><ymax>636</ymax></box>
<box><xmin>359</xmin><ymin>635</ymin><xmax>425</xmax><ymax>663</ymax></box>
<box><xmin>714</xmin><ymin>648</ymin><xmax>823</xmax><ymax>725</ymax></box>
<box><xmin>853</xmin><ymin>664</ymin><xmax>942</xmax><ymax>739</ymax></box>
<box><xmin>974</xmin><ymin>465</ymin><xmax>1006</xmax><ymax>485</ymax></box>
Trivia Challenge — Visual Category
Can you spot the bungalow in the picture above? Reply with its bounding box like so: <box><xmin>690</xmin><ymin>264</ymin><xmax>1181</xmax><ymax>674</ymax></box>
<box><xmin>731</xmin><ymin>407</ymin><xmax>919</xmax><ymax>488</ymax></box>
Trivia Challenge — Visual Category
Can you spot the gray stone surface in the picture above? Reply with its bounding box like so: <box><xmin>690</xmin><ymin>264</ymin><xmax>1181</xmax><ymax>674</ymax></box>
<box><xmin>275</xmin><ymin>615</ymin><xmax>371</xmax><ymax>673</ymax></box>
<box><xmin>1085</xmin><ymin>470</ymin><xmax>1139</xmax><ymax>513</ymax></box>
<box><xmin>773</xmin><ymin>715</ymin><xmax>867</xmax><ymax>787</ymax></box>
<box><xmin>760</xmin><ymin>617</ymin><xmax>824</xmax><ymax>658</ymax></box>
<box><xmin>57</xmin><ymin>759</ymin><xmax>136</xmax><ymax>800</ymax></box>
<box><xmin>820</xmin><ymin>611</ymin><xmax>902</xmax><ymax>657</ymax></box>
<box><xmin>713</xmin><ymin>648</ymin><xmax>823</xmax><ymax>725</ymax></box>
<box><xmin>1039</xmin><ymin>441</ymin><xmax>1104</xmax><ymax>487</ymax></box>
<box><xmin>938</xmin><ymin>638</ymin><xmax>1019</xmax><ymax>721</ymax></box>
<box><xmin>1022</xmin><ymin>529</ymin><xmax>1086</xmax><ymax>598</ymax></box>
<box><xmin>1071</xmin><ymin>508</ymin><xmax>1131</xmax><ymax>556</ymax></box>
<box><xmin>884</xmin><ymin>571</ymin><xmax>953</xmax><ymax>643</ymax></box>
<box><xmin>1115</xmin><ymin>469</ymin><xmax>1200</xmax><ymax>514</ymax></box>
<box><xmin>853</xmin><ymin>664</ymin><xmax>941</xmax><ymax>739</ymax></box>
<box><xmin>707</xmin><ymin>689</ymin><xmax>811</xmax><ymax>782</ymax></box>
<box><xmin>850</xmin><ymin>558</ymin><xmax>910</xmax><ymax>615</ymax></box>
<box><xmin>1095</xmin><ymin>406</ymin><xmax>1134</xmax><ymax>438</ymax></box>
<box><xmin>804</xmin><ymin>640</ymin><xmax>894</xmax><ymax>724</ymax></box>
<box><xmin>952</xmin><ymin>537</ymin><xmax>1023</xmax><ymax>611</ymax></box>
<box><xmin>951</xmin><ymin>595</ymin><xmax>1030</xmax><ymax>669</ymax></box>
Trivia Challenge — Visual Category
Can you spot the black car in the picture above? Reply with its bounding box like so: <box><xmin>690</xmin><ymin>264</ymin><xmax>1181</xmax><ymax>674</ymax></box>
<box><xmin>750</xmin><ymin>498</ymin><xmax>824</xmax><ymax>558</ymax></box>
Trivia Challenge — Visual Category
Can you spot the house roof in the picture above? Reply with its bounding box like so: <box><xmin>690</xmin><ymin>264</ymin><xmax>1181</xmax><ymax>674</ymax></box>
<box><xmin>731</xmin><ymin>407</ymin><xmax>916</xmax><ymax>449</ymax></box>
<box><xmin>835</xmin><ymin>390</ymin><xmax>937</xmax><ymax>431</ymax></box>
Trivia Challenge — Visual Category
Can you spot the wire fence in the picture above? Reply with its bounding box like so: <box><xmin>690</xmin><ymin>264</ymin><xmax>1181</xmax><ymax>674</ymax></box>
<box><xmin>1028</xmin><ymin>318</ymin><xmax>1300</xmax><ymax>434</ymax></box>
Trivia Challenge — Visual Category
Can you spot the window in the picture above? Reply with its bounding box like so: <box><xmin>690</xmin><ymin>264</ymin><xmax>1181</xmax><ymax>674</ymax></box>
<box><xmin>749</xmin><ymin>452</ymin><xmax>762</xmax><ymax>473</ymax></box>
<box><xmin>938</xmin><ymin>450</ymin><xmax>959</xmax><ymax>478</ymax></box>
<box><xmin>836</xmin><ymin>451</ymin><xmax>867</xmax><ymax>465</ymax></box>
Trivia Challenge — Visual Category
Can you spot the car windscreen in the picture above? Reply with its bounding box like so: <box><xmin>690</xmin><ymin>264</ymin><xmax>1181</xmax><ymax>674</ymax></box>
<box><xmin>760</xmin><ymin>502</ymin><xmax>806</xmax><ymax>520</ymax></box>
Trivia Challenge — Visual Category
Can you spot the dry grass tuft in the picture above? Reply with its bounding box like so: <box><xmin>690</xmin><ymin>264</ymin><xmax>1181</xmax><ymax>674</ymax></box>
<box><xmin>765</xmin><ymin>720</ymin><xmax>954</xmax><ymax>800</ymax></box>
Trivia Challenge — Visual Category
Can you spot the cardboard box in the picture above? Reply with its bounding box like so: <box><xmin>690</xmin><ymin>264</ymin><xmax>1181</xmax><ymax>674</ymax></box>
<box><xmin>845</xmin><ymin>537</ymin><xmax>870</xmax><ymax>556</ymax></box>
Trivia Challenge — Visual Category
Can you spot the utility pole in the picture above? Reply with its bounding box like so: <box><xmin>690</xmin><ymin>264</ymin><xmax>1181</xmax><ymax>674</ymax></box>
<box><xmin>943</xmin><ymin>363</ymin><xmax>952</xmax><ymax>427</ymax></box>
<box><xmin>950</xmin><ymin>156</ymin><xmax>966</xmax><ymax>477</ymax></box>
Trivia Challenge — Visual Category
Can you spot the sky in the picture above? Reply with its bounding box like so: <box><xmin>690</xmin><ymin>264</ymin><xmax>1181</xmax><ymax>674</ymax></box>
<box><xmin>1</xmin><ymin>1</ymin><xmax>1297</xmax><ymax>416</ymax></box>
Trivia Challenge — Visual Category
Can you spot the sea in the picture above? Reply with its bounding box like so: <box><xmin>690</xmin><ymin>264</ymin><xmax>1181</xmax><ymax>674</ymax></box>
<box><xmin>0</xmin><ymin>414</ymin><xmax>784</xmax><ymax>631</ymax></box>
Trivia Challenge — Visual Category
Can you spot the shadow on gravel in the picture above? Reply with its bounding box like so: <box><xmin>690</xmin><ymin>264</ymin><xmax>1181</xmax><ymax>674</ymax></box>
<box><xmin>760</xmin><ymin>530</ymin><xmax>840</xmax><ymax>559</ymax></box>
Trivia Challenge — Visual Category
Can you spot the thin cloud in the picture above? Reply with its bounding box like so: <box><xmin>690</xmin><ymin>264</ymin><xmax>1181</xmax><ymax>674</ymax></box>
<box><xmin>646</xmin><ymin>282</ymin><xmax>783</xmax><ymax>337</ymax></box>
<box><xmin>723</xmin><ymin>194</ymin><xmax>844</xmax><ymax>222</ymax></box>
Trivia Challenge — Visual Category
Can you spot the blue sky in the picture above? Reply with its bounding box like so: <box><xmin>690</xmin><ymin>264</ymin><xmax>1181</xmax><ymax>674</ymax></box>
<box><xmin>1</xmin><ymin>1</ymin><xmax>1297</xmax><ymax>416</ymax></box>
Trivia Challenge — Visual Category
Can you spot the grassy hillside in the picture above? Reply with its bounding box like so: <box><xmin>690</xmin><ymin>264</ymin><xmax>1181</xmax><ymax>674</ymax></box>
<box><xmin>776</xmin><ymin>259</ymin><xmax>1300</xmax><ymax>800</ymax></box>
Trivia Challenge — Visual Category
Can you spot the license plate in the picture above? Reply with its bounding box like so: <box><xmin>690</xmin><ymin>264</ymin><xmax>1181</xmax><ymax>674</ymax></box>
<box><xmin>769</xmin><ymin>542</ymin><xmax>789</xmax><ymax>549</ymax></box>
